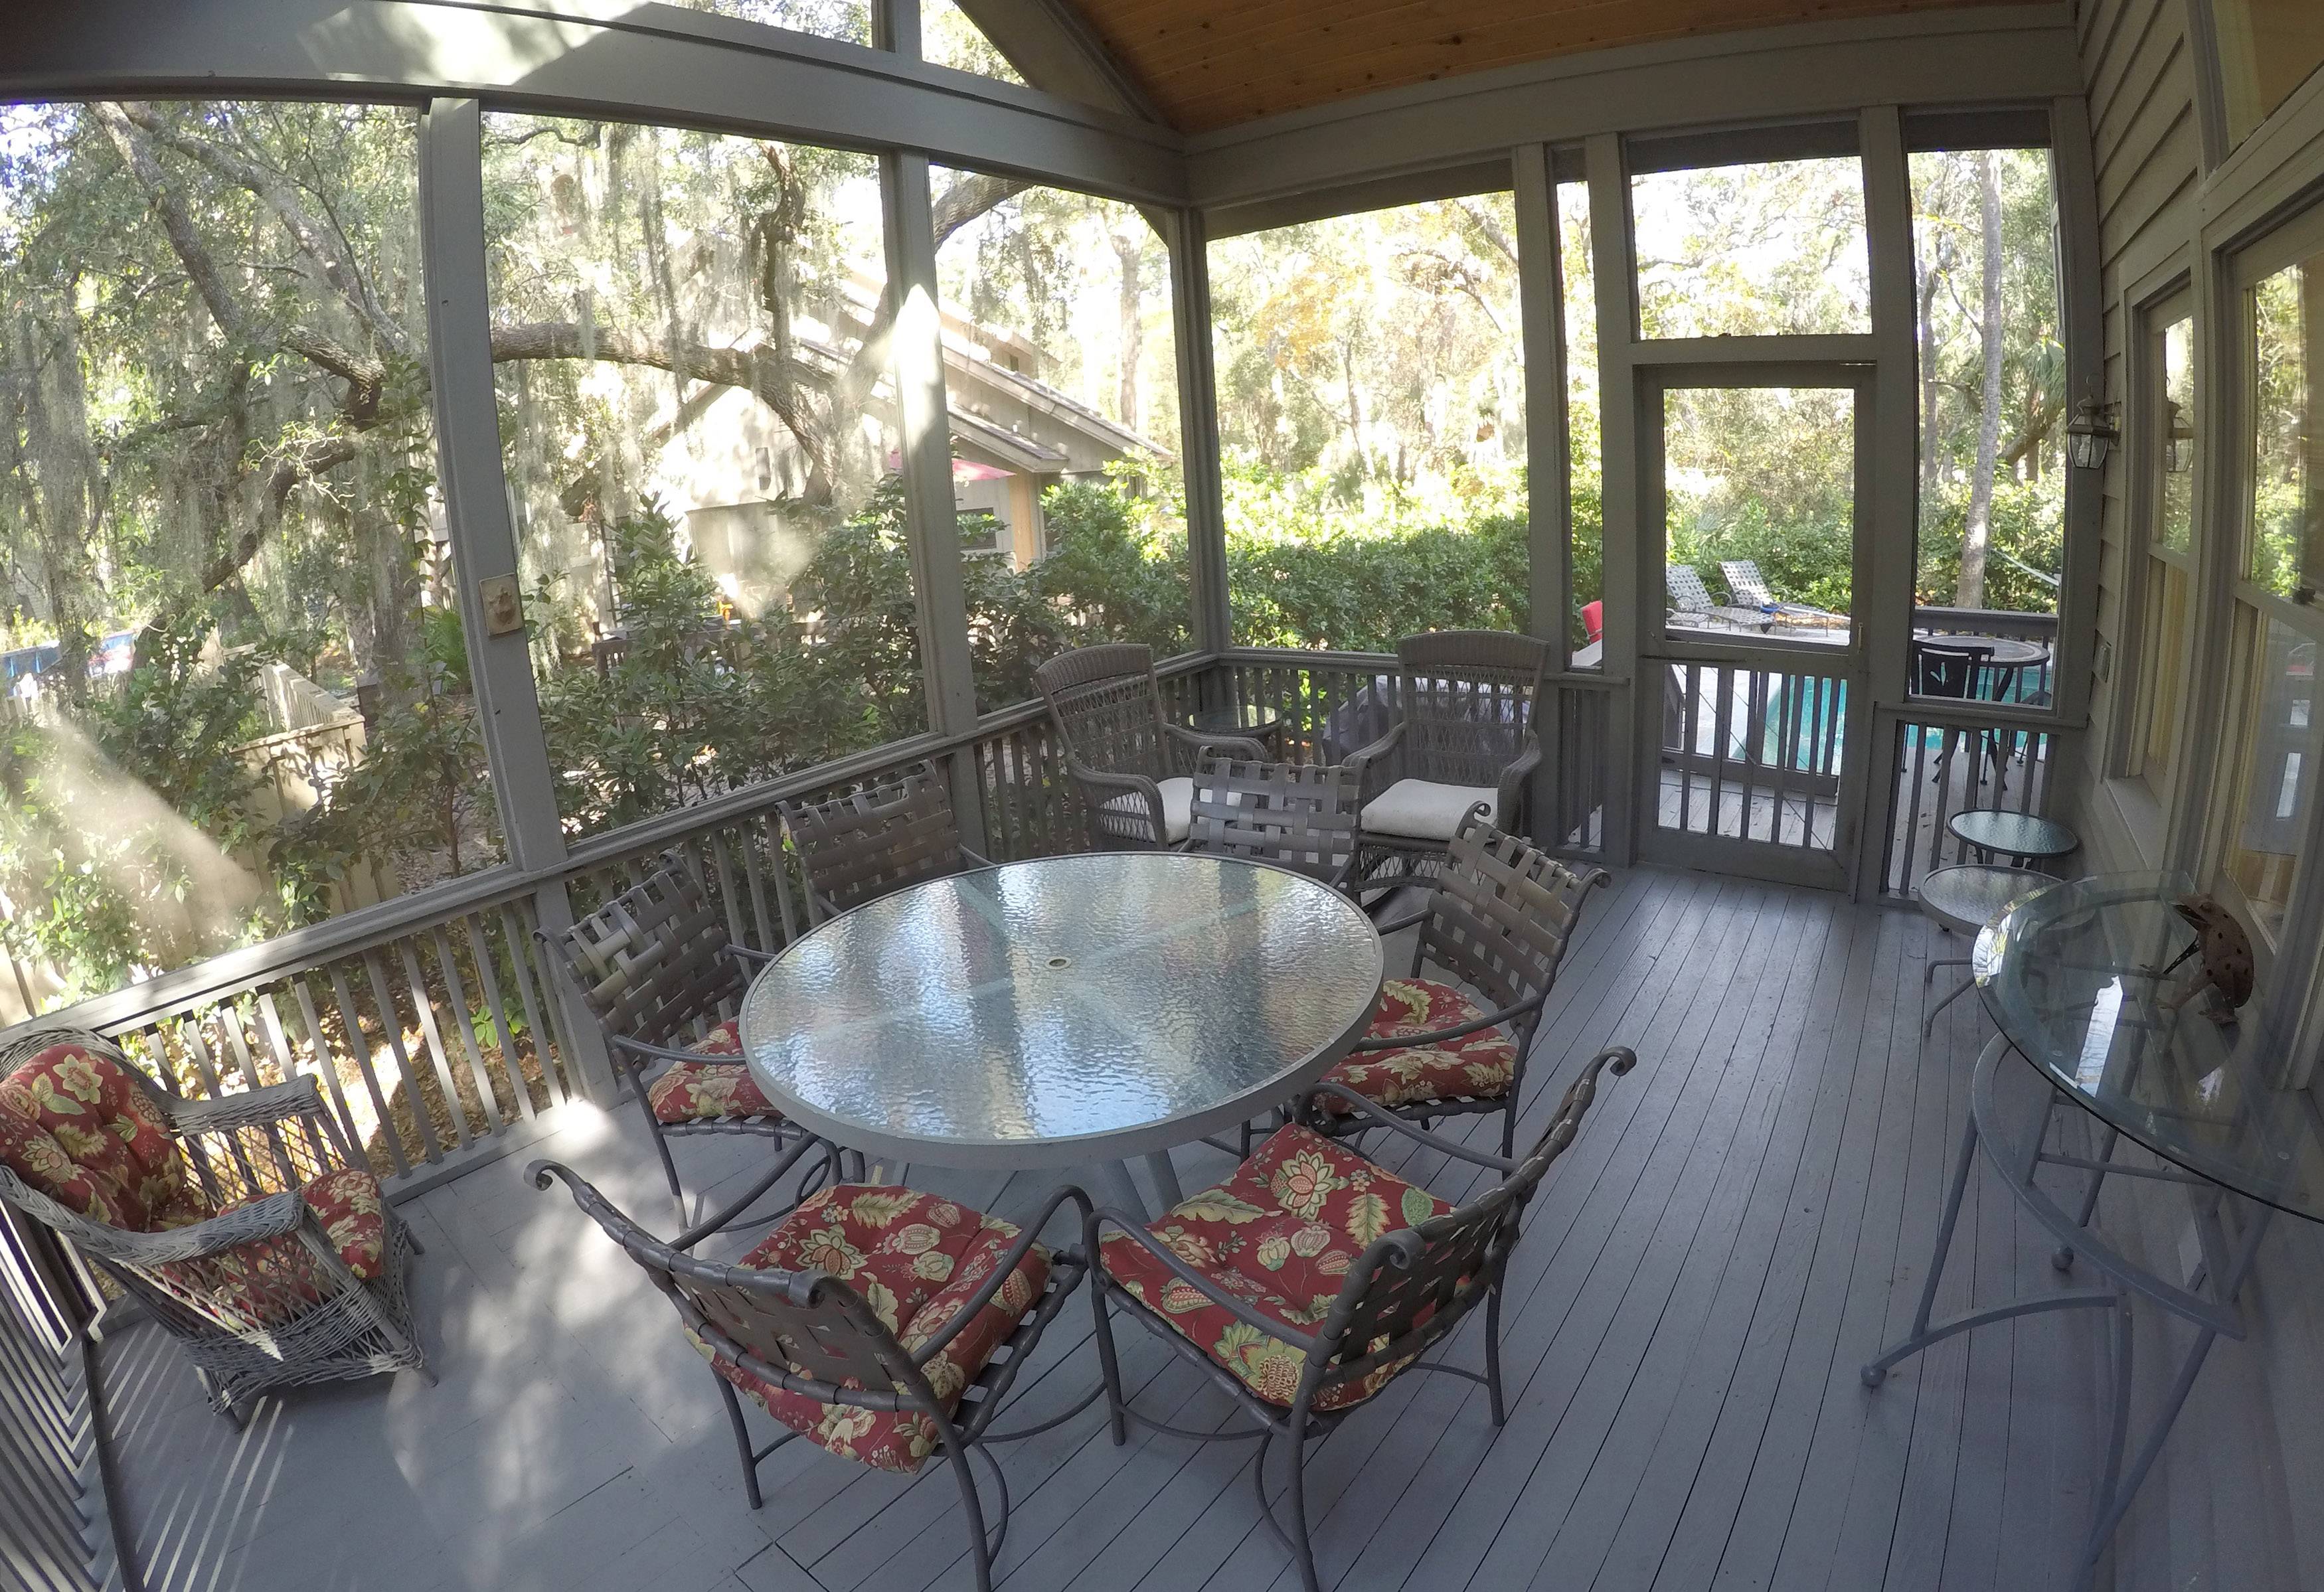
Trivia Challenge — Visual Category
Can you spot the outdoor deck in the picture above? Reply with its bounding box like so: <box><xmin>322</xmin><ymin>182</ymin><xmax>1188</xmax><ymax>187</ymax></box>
<box><xmin>100</xmin><ymin>867</ymin><xmax>2245</xmax><ymax>1592</ymax></box>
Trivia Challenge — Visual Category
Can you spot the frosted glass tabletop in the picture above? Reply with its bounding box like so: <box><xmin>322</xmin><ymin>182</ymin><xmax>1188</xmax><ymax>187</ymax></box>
<box><xmin>737</xmin><ymin>853</ymin><xmax>1384</xmax><ymax>1169</ymax></box>
<box><xmin>1974</xmin><ymin>871</ymin><xmax>2324</xmax><ymax>1221</ymax></box>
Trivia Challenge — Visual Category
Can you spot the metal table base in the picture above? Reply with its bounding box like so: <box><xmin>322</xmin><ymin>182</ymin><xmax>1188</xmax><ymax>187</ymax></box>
<box><xmin>1864</xmin><ymin>1034</ymin><xmax>2265</xmax><ymax>1592</ymax></box>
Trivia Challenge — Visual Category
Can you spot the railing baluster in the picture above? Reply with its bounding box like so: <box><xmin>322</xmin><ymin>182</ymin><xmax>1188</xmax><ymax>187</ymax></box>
<box><xmin>429</xmin><ymin>928</ymin><xmax>504</xmax><ymax>1136</ymax></box>
<box><xmin>289</xmin><ymin>979</ymin><xmax>364</xmax><ymax>1160</ymax></box>
<box><xmin>461</xmin><ymin>915</ymin><xmax>533</xmax><ymax>1121</ymax></box>
<box><xmin>365</xmin><ymin>948</ymin><xmax>448</xmax><ymax>1162</ymax></box>
<box><xmin>499</xmin><ymin>905</ymin><xmax>566</xmax><ymax>1107</ymax></box>
<box><xmin>327</xmin><ymin>962</ymin><xmax>412</xmax><ymax>1175</ymax></box>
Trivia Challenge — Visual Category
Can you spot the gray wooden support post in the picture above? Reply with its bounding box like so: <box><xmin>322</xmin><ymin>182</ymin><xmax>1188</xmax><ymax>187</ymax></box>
<box><xmin>417</xmin><ymin>98</ymin><xmax>617</xmax><ymax>1106</ymax></box>
<box><xmin>2050</xmin><ymin>96</ymin><xmax>2106</xmax><ymax>771</ymax></box>
<box><xmin>1855</xmin><ymin>106</ymin><xmax>1918</xmax><ymax>899</ymax></box>
<box><xmin>883</xmin><ymin>149</ymin><xmax>991</xmax><ymax>855</ymax></box>
<box><xmin>1585</xmin><ymin>133</ymin><xmax>1641</xmax><ymax>864</ymax></box>
<box><xmin>1515</xmin><ymin>142</ymin><xmax>1568</xmax><ymax>842</ymax></box>
<box><xmin>1168</xmin><ymin>206</ymin><xmax>1235</xmax><ymax>673</ymax></box>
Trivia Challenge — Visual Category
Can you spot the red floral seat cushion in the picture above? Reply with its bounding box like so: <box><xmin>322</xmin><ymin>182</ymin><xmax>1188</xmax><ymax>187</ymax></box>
<box><xmin>154</xmin><ymin>1167</ymin><xmax>390</xmax><ymax>1328</ymax></box>
<box><xmin>1098</xmin><ymin>1125</ymin><xmax>1453</xmax><ymax>1411</ymax></box>
<box><xmin>691</xmin><ymin>1184</ymin><xmax>1049</xmax><ymax>1474</ymax></box>
<box><xmin>1319</xmin><ymin>977</ymin><xmax>1521</xmax><ymax>1113</ymax></box>
<box><xmin>646</xmin><ymin>1020</ymin><xmax>783</xmax><ymax>1125</ymax></box>
<box><xmin>0</xmin><ymin>1042</ymin><xmax>203</xmax><ymax>1230</ymax></box>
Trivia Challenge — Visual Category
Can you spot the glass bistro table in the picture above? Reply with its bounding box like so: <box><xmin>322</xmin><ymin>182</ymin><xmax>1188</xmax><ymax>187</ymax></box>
<box><xmin>736</xmin><ymin>852</ymin><xmax>1384</xmax><ymax>1217</ymax></box>
<box><xmin>1865</xmin><ymin>872</ymin><xmax>2324</xmax><ymax>1591</ymax></box>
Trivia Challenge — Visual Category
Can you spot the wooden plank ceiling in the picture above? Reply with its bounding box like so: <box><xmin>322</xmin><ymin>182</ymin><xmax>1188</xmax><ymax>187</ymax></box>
<box><xmin>1055</xmin><ymin>0</ymin><xmax>2036</xmax><ymax>133</ymax></box>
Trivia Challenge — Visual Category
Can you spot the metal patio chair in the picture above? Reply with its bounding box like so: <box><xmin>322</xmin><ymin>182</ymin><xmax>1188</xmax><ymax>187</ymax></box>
<box><xmin>539</xmin><ymin>856</ymin><xmax>831</xmax><ymax>1220</ymax></box>
<box><xmin>1666</xmin><ymin>564</ymin><xmax>1766</xmax><ymax>633</ymax></box>
<box><xmin>779</xmin><ymin>759</ymin><xmax>991</xmax><ymax>925</ymax></box>
<box><xmin>1187</xmin><ymin>752</ymin><xmax>1363</xmax><ymax>892</ymax></box>
<box><xmin>1720</xmin><ymin>558</ymin><xmax>1845</xmax><ymax>627</ymax></box>
<box><xmin>1910</xmin><ymin>637</ymin><xmax>2006</xmax><ymax>788</ymax></box>
<box><xmin>1086</xmin><ymin>1052</ymin><xmax>1636</xmax><ymax>1592</ymax></box>
<box><xmin>0</xmin><ymin>1026</ymin><xmax>429</xmax><ymax>1423</ymax></box>
<box><xmin>1317</xmin><ymin>808</ymin><xmax>1610</xmax><ymax>1156</ymax></box>
<box><xmin>1344</xmin><ymin>629</ymin><xmax>1550</xmax><ymax>888</ymax></box>
<box><xmin>533</xmin><ymin>1162</ymin><xmax>1091</xmax><ymax>1592</ymax></box>
<box><xmin>1033</xmin><ymin>643</ymin><xmax>1267</xmax><ymax>849</ymax></box>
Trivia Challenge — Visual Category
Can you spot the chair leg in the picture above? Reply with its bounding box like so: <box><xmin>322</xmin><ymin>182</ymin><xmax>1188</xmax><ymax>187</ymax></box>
<box><xmin>646</xmin><ymin>1118</ymin><xmax>685</xmax><ymax>1211</ymax></box>
<box><xmin>947</xmin><ymin>1444</ymin><xmax>996</xmax><ymax>1592</ymax></box>
<box><xmin>715</xmin><ymin>1374</ymin><xmax>763</xmax><ymax>1509</ymax></box>
<box><xmin>1282</xmin><ymin>1433</ymin><xmax>1321</xmax><ymax>1592</ymax></box>
<box><xmin>1485</xmin><ymin>1285</ymin><xmax>1507</xmax><ymax>1428</ymax></box>
<box><xmin>1089</xmin><ymin>1281</ymin><xmax>1129</xmax><ymax>1446</ymax></box>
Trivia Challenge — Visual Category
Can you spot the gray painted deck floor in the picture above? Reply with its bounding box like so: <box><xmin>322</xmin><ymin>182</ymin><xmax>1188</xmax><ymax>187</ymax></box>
<box><xmin>101</xmin><ymin>866</ymin><xmax>2181</xmax><ymax>1592</ymax></box>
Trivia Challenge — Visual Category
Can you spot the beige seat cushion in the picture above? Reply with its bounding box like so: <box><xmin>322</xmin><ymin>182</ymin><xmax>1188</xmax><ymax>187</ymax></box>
<box><xmin>1101</xmin><ymin>775</ymin><xmax>1195</xmax><ymax>842</ymax></box>
<box><xmin>1361</xmin><ymin>779</ymin><xmax>1499</xmax><ymax>842</ymax></box>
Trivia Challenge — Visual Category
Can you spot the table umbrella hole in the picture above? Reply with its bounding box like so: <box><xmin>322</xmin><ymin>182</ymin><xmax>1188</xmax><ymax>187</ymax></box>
<box><xmin>1046</xmin><ymin>955</ymin><xmax>1072</xmax><ymax>969</ymax></box>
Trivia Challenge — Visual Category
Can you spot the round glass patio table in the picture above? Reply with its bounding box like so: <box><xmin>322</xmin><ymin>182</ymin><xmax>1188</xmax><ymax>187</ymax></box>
<box><xmin>736</xmin><ymin>852</ymin><xmax>1384</xmax><ymax>1215</ymax></box>
<box><xmin>1973</xmin><ymin>870</ymin><xmax>2324</xmax><ymax>1218</ymax></box>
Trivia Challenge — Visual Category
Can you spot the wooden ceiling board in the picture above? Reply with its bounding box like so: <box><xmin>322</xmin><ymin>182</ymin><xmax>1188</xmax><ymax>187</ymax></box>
<box><xmin>1058</xmin><ymin>0</ymin><xmax>2042</xmax><ymax>130</ymax></box>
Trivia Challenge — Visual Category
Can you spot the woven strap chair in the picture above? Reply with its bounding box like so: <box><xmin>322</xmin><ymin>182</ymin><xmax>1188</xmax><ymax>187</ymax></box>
<box><xmin>778</xmin><ymin>759</ymin><xmax>991</xmax><ymax>924</ymax></box>
<box><xmin>1667</xmin><ymin>564</ymin><xmax>1768</xmax><ymax>633</ymax></box>
<box><xmin>540</xmin><ymin>855</ymin><xmax>829</xmax><ymax>1220</ymax></box>
<box><xmin>1720</xmin><ymin>558</ymin><xmax>1843</xmax><ymax>627</ymax></box>
<box><xmin>1187</xmin><ymin>754</ymin><xmax>1362</xmax><ymax>890</ymax></box>
<box><xmin>1033</xmin><ymin>643</ymin><xmax>1266</xmax><ymax>849</ymax></box>
<box><xmin>1343</xmin><ymin>629</ymin><xmax>1551</xmax><ymax>886</ymax></box>
<box><xmin>1315</xmin><ymin>808</ymin><xmax>1610</xmax><ymax>1155</ymax></box>
<box><xmin>0</xmin><ymin>1026</ymin><xmax>429</xmax><ymax>1423</ymax></box>
<box><xmin>1086</xmin><ymin>1051</ymin><xmax>1635</xmax><ymax>1592</ymax></box>
<box><xmin>533</xmin><ymin>1162</ymin><xmax>1092</xmax><ymax>1592</ymax></box>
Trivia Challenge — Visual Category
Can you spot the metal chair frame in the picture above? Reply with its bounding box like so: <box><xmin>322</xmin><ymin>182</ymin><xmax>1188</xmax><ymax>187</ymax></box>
<box><xmin>1343</xmin><ymin>630</ymin><xmax>1552</xmax><ymax>888</ymax></box>
<box><xmin>1718</xmin><ymin>558</ymin><xmax>1845</xmax><ymax>627</ymax></box>
<box><xmin>1033</xmin><ymin>643</ymin><xmax>1266</xmax><ymax>849</ymax></box>
<box><xmin>1085</xmin><ymin>1054</ymin><xmax>1635</xmax><ymax>1592</ymax></box>
<box><xmin>0</xmin><ymin>1027</ymin><xmax>430</xmax><ymax>1423</ymax></box>
<box><xmin>1326</xmin><ymin>810</ymin><xmax>1610</xmax><ymax>1156</ymax></box>
<box><xmin>1187</xmin><ymin>753</ymin><xmax>1362</xmax><ymax>891</ymax></box>
<box><xmin>778</xmin><ymin>759</ymin><xmax>991</xmax><ymax>924</ymax></box>
<box><xmin>533</xmin><ymin>1162</ymin><xmax>1094</xmax><ymax>1592</ymax></box>
<box><xmin>538</xmin><ymin>855</ymin><xmax>824</xmax><ymax>1218</ymax></box>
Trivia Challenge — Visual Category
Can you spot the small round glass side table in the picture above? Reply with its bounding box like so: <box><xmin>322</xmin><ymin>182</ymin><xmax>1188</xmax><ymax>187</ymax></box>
<box><xmin>1912</xmin><ymin>864</ymin><xmax>2056</xmax><ymax>1036</ymax></box>
<box><xmin>1948</xmin><ymin>807</ymin><xmax>2079</xmax><ymax>868</ymax></box>
<box><xmin>1187</xmin><ymin>703</ymin><xmax>1283</xmax><ymax>750</ymax></box>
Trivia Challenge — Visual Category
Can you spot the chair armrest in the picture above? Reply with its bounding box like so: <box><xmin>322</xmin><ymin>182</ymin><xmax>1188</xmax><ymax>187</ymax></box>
<box><xmin>157</xmin><ymin>1075</ymin><xmax>331</xmax><ymax>1137</ymax></box>
<box><xmin>1083</xmin><ymin>1206</ymin><xmax>1320</xmax><ymax>1350</ymax></box>
<box><xmin>724</xmin><ymin>944</ymin><xmax>778</xmax><ymax>969</ymax></box>
<box><xmin>610</xmin><ymin>1034</ymin><xmax>746</xmax><ymax>1070</ymax></box>
<box><xmin>1497</xmin><ymin>736</ymin><xmax>1543</xmax><ymax>827</ymax></box>
<box><xmin>909</xmin><ymin>1184</ymin><xmax>1094</xmax><ymax>1365</ymax></box>
<box><xmin>1345</xmin><ymin>988</ymin><xmax>1545</xmax><ymax>1052</ymax></box>
<box><xmin>115</xmin><ymin>1186</ymin><xmax>313</xmax><ymax>1264</ymax></box>
<box><xmin>959</xmin><ymin>844</ymin><xmax>996</xmax><ymax>870</ymax></box>
<box><xmin>1165</xmin><ymin>722</ymin><xmax>1267</xmax><ymax>765</ymax></box>
<box><xmin>1295</xmin><ymin>1084</ymin><xmax>1521</xmax><ymax>1173</ymax></box>
<box><xmin>1066</xmin><ymin>760</ymin><xmax>1167</xmax><ymax>846</ymax></box>
<box><xmin>1343</xmin><ymin>721</ymin><xmax>1406</xmax><ymax>805</ymax></box>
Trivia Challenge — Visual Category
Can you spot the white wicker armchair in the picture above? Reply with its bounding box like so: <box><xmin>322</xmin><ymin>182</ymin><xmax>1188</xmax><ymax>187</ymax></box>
<box><xmin>0</xmin><ymin>1026</ymin><xmax>430</xmax><ymax>1424</ymax></box>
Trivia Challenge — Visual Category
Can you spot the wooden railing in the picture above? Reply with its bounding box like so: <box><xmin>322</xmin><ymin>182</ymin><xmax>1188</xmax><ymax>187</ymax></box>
<box><xmin>1</xmin><ymin>1205</ymin><xmax>116</xmax><ymax>1592</ymax></box>
<box><xmin>1878</xmin><ymin>704</ymin><xmax>2059</xmax><ymax>898</ymax></box>
<box><xmin>1655</xmin><ymin>658</ymin><xmax>1847</xmax><ymax>854</ymax></box>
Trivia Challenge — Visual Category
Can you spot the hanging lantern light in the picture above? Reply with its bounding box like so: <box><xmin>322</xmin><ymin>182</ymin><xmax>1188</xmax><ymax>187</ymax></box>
<box><xmin>2164</xmin><ymin>399</ymin><xmax>2197</xmax><ymax>475</ymax></box>
<box><xmin>2066</xmin><ymin>394</ymin><xmax>2119</xmax><ymax>471</ymax></box>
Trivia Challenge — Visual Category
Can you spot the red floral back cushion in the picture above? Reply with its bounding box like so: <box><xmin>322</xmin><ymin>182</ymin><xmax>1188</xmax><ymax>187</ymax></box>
<box><xmin>0</xmin><ymin>1092</ymin><xmax>127</xmax><ymax>1226</ymax></box>
<box><xmin>1</xmin><ymin>1042</ymin><xmax>201</xmax><ymax>1232</ymax></box>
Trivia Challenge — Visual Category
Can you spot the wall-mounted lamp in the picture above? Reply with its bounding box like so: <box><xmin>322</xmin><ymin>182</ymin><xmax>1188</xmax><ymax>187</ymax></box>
<box><xmin>2067</xmin><ymin>394</ymin><xmax>2119</xmax><ymax>471</ymax></box>
<box><xmin>2164</xmin><ymin>399</ymin><xmax>2196</xmax><ymax>475</ymax></box>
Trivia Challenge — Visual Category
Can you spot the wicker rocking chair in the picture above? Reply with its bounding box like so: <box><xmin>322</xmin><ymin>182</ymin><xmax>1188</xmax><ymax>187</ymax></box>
<box><xmin>779</xmin><ymin>759</ymin><xmax>991</xmax><ymax>925</ymax></box>
<box><xmin>533</xmin><ymin>1162</ymin><xmax>1092</xmax><ymax>1592</ymax></box>
<box><xmin>540</xmin><ymin>856</ymin><xmax>831</xmax><ymax>1220</ymax></box>
<box><xmin>1344</xmin><ymin>630</ymin><xmax>1551</xmax><ymax>890</ymax></box>
<box><xmin>1033</xmin><ymin>643</ymin><xmax>1267</xmax><ymax>850</ymax></box>
<box><xmin>1087</xmin><ymin>1054</ymin><xmax>1635</xmax><ymax>1592</ymax></box>
<box><xmin>0</xmin><ymin>1026</ymin><xmax>430</xmax><ymax>1423</ymax></box>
